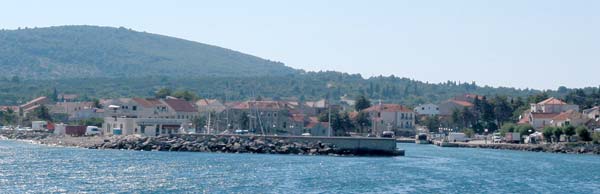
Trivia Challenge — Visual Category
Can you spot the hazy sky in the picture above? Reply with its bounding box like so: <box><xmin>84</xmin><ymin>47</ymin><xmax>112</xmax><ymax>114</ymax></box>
<box><xmin>1</xmin><ymin>0</ymin><xmax>599</xmax><ymax>90</ymax></box>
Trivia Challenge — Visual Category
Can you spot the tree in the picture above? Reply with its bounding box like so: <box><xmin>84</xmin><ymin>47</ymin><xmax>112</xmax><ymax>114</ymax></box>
<box><xmin>92</xmin><ymin>98</ymin><xmax>102</xmax><ymax>108</ymax></box>
<box><xmin>451</xmin><ymin>109</ymin><xmax>462</xmax><ymax>128</ymax></box>
<box><xmin>155</xmin><ymin>88</ymin><xmax>172</xmax><ymax>99</ymax></box>
<box><xmin>552</xmin><ymin>127</ymin><xmax>563</xmax><ymax>143</ymax></box>
<box><xmin>562</xmin><ymin>125</ymin><xmax>576</xmax><ymax>142</ymax></box>
<box><xmin>517</xmin><ymin>125</ymin><xmax>535</xmax><ymax>136</ymax></box>
<box><xmin>460</xmin><ymin>107</ymin><xmax>475</xmax><ymax>128</ymax></box>
<box><xmin>353</xmin><ymin>111</ymin><xmax>371</xmax><ymax>133</ymax></box>
<box><xmin>52</xmin><ymin>87</ymin><xmax>58</xmax><ymax>102</ymax></box>
<box><xmin>422</xmin><ymin>116</ymin><xmax>440</xmax><ymax>132</ymax></box>
<box><xmin>238</xmin><ymin>112</ymin><xmax>249</xmax><ymax>130</ymax></box>
<box><xmin>33</xmin><ymin>105</ymin><xmax>52</xmax><ymax>121</ymax></box>
<box><xmin>354</xmin><ymin>95</ymin><xmax>371</xmax><ymax>111</ymax></box>
<box><xmin>461</xmin><ymin>128</ymin><xmax>475</xmax><ymax>138</ymax></box>
<box><xmin>492</xmin><ymin>96</ymin><xmax>513</xmax><ymax>125</ymax></box>
<box><xmin>77</xmin><ymin>118</ymin><xmax>103</xmax><ymax>127</ymax></box>
<box><xmin>499</xmin><ymin>123</ymin><xmax>517</xmax><ymax>136</ymax></box>
<box><xmin>542</xmin><ymin>127</ymin><xmax>554</xmax><ymax>143</ymax></box>
<box><xmin>172</xmin><ymin>90</ymin><xmax>198</xmax><ymax>101</ymax></box>
<box><xmin>576</xmin><ymin>126</ymin><xmax>592</xmax><ymax>142</ymax></box>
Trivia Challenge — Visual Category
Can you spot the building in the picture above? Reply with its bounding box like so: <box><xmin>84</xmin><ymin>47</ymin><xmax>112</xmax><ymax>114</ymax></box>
<box><xmin>550</xmin><ymin>110</ymin><xmax>589</xmax><ymax>128</ymax></box>
<box><xmin>413</xmin><ymin>103</ymin><xmax>439</xmax><ymax>116</ymax></box>
<box><xmin>163</xmin><ymin>98</ymin><xmax>199</xmax><ymax>121</ymax></box>
<box><xmin>583</xmin><ymin>106</ymin><xmax>600</xmax><ymax>120</ymax></box>
<box><xmin>101</xmin><ymin>97</ymin><xmax>199</xmax><ymax>136</ymax></box>
<box><xmin>102</xmin><ymin>117</ymin><xmax>190</xmax><ymax>136</ymax></box>
<box><xmin>229</xmin><ymin>101</ymin><xmax>295</xmax><ymax>135</ymax></box>
<box><xmin>303</xmin><ymin>117</ymin><xmax>329</xmax><ymax>136</ymax></box>
<box><xmin>438</xmin><ymin>100</ymin><xmax>473</xmax><ymax>116</ymax></box>
<box><xmin>57</xmin><ymin>94</ymin><xmax>78</xmax><ymax>102</ymax></box>
<box><xmin>49</xmin><ymin>102</ymin><xmax>103</xmax><ymax>121</ymax></box>
<box><xmin>363</xmin><ymin>104</ymin><xmax>415</xmax><ymax>136</ymax></box>
<box><xmin>196</xmin><ymin>99</ymin><xmax>227</xmax><ymax>115</ymax></box>
<box><xmin>20</xmin><ymin>96</ymin><xmax>52</xmax><ymax>116</ymax></box>
<box><xmin>530</xmin><ymin>97</ymin><xmax>579</xmax><ymax>113</ymax></box>
<box><xmin>527</xmin><ymin>113</ymin><xmax>560</xmax><ymax>129</ymax></box>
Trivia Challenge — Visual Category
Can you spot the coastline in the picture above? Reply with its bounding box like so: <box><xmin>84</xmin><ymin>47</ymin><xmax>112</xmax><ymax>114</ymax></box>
<box><xmin>0</xmin><ymin>130</ymin><xmax>402</xmax><ymax>156</ymax></box>
<box><xmin>430</xmin><ymin>140</ymin><xmax>600</xmax><ymax>155</ymax></box>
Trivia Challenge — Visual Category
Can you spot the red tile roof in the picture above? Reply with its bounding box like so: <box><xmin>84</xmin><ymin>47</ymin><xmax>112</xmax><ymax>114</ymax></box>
<box><xmin>450</xmin><ymin>100</ymin><xmax>474</xmax><ymax>107</ymax></box>
<box><xmin>231</xmin><ymin>101</ymin><xmax>287</xmax><ymax>110</ymax></box>
<box><xmin>163</xmin><ymin>99</ymin><xmax>196</xmax><ymax>112</ymax></box>
<box><xmin>363</xmin><ymin>104</ymin><xmax>413</xmax><ymax>112</ymax></box>
<box><xmin>20</xmin><ymin>96</ymin><xmax>49</xmax><ymax>109</ymax></box>
<box><xmin>517</xmin><ymin>116</ymin><xmax>529</xmax><ymax>124</ymax></box>
<box><xmin>305</xmin><ymin>117</ymin><xmax>329</xmax><ymax>128</ymax></box>
<box><xmin>538</xmin><ymin>97</ymin><xmax>566</xmax><ymax>105</ymax></box>
<box><xmin>132</xmin><ymin>98</ymin><xmax>164</xmax><ymax>108</ymax></box>
<box><xmin>552</xmin><ymin>110</ymin><xmax>584</xmax><ymax>121</ymax></box>
<box><xmin>531</xmin><ymin>113</ymin><xmax>561</xmax><ymax>119</ymax></box>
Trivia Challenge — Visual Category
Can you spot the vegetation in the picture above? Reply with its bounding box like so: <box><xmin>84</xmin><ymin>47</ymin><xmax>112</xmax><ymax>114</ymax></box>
<box><xmin>542</xmin><ymin>127</ymin><xmax>555</xmax><ymax>143</ymax></box>
<box><xmin>354</xmin><ymin>96</ymin><xmax>371</xmax><ymax>111</ymax></box>
<box><xmin>576</xmin><ymin>126</ymin><xmax>592</xmax><ymax>142</ymax></box>
<box><xmin>76</xmin><ymin>118</ymin><xmax>104</xmax><ymax>127</ymax></box>
<box><xmin>562</xmin><ymin>125</ymin><xmax>576</xmax><ymax>142</ymax></box>
<box><xmin>0</xmin><ymin>26</ymin><xmax>296</xmax><ymax>79</ymax></box>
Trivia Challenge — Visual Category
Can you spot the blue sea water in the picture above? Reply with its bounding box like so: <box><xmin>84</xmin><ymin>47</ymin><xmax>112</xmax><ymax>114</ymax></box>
<box><xmin>0</xmin><ymin>140</ymin><xmax>598</xmax><ymax>194</ymax></box>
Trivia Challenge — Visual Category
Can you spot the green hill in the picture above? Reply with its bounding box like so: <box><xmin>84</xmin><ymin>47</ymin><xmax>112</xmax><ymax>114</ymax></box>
<box><xmin>0</xmin><ymin>25</ymin><xmax>298</xmax><ymax>78</ymax></box>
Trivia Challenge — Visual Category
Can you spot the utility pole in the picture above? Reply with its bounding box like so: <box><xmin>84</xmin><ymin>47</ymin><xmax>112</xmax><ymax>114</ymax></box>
<box><xmin>328</xmin><ymin>103</ymin><xmax>332</xmax><ymax>137</ymax></box>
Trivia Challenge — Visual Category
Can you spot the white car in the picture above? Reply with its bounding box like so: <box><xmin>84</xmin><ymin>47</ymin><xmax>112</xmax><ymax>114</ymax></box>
<box><xmin>85</xmin><ymin>126</ymin><xmax>101</xmax><ymax>136</ymax></box>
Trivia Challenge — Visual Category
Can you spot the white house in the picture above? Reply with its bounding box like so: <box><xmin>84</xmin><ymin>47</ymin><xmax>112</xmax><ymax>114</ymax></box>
<box><xmin>363</xmin><ymin>104</ymin><xmax>415</xmax><ymax>136</ymax></box>
<box><xmin>414</xmin><ymin>103</ymin><xmax>439</xmax><ymax>116</ymax></box>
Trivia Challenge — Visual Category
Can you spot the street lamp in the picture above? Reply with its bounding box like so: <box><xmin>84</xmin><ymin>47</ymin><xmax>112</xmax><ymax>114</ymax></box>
<box><xmin>484</xmin><ymin>128</ymin><xmax>489</xmax><ymax>144</ymax></box>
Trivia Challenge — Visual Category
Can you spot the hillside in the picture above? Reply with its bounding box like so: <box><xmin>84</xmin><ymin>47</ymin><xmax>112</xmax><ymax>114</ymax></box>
<box><xmin>0</xmin><ymin>25</ymin><xmax>298</xmax><ymax>78</ymax></box>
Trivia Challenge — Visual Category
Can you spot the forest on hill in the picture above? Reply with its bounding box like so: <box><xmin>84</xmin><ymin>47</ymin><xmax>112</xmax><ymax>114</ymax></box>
<box><xmin>0</xmin><ymin>25</ymin><xmax>297</xmax><ymax>79</ymax></box>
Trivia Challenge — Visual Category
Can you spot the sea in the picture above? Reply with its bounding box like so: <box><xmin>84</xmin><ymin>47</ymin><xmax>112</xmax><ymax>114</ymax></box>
<box><xmin>0</xmin><ymin>140</ymin><xmax>598</xmax><ymax>193</ymax></box>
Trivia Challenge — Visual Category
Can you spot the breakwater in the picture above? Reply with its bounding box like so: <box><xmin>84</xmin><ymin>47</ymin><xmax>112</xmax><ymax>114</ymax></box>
<box><xmin>96</xmin><ymin>134</ymin><xmax>402</xmax><ymax>156</ymax></box>
<box><xmin>0</xmin><ymin>130</ymin><xmax>403</xmax><ymax>156</ymax></box>
<box><xmin>435</xmin><ymin>141</ymin><xmax>600</xmax><ymax>154</ymax></box>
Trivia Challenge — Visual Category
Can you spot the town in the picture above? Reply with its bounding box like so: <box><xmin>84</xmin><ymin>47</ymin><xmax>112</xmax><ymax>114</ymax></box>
<box><xmin>1</xmin><ymin>89</ymin><xmax>599</xmax><ymax>151</ymax></box>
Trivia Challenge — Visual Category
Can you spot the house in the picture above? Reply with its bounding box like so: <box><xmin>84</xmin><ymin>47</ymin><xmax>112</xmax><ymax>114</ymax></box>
<box><xmin>163</xmin><ymin>98</ymin><xmax>199</xmax><ymax>121</ymax></box>
<box><xmin>530</xmin><ymin>97</ymin><xmax>579</xmax><ymax>113</ymax></box>
<box><xmin>57</xmin><ymin>94</ymin><xmax>78</xmax><ymax>102</ymax></box>
<box><xmin>20</xmin><ymin>96</ymin><xmax>52</xmax><ymax>116</ymax></box>
<box><xmin>414</xmin><ymin>103</ymin><xmax>439</xmax><ymax>116</ymax></box>
<box><xmin>101</xmin><ymin>98</ymin><xmax>143</xmax><ymax>118</ymax></box>
<box><xmin>528</xmin><ymin>113</ymin><xmax>560</xmax><ymax>129</ymax></box>
<box><xmin>195</xmin><ymin>99</ymin><xmax>227</xmax><ymax>115</ymax></box>
<box><xmin>303</xmin><ymin>117</ymin><xmax>329</xmax><ymax>136</ymax></box>
<box><xmin>438</xmin><ymin>100</ymin><xmax>473</xmax><ymax>115</ymax></box>
<box><xmin>363</xmin><ymin>103</ymin><xmax>415</xmax><ymax>136</ymax></box>
<box><xmin>229</xmin><ymin>101</ymin><xmax>294</xmax><ymax>135</ymax></box>
<box><xmin>583</xmin><ymin>106</ymin><xmax>600</xmax><ymax>120</ymax></box>
<box><xmin>102</xmin><ymin>117</ymin><xmax>190</xmax><ymax>136</ymax></box>
<box><xmin>100</xmin><ymin>97</ymin><xmax>198</xmax><ymax>136</ymax></box>
<box><xmin>550</xmin><ymin>110</ymin><xmax>589</xmax><ymax>127</ymax></box>
<box><xmin>49</xmin><ymin>102</ymin><xmax>102</xmax><ymax>121</ymax></box>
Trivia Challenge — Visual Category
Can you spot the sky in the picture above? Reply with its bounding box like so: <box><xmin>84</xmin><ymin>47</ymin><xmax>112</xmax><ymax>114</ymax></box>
<box><xmin>1</xmin><ymin>0</ymin><xmax>599</xmax><ymax>90</ymax></box>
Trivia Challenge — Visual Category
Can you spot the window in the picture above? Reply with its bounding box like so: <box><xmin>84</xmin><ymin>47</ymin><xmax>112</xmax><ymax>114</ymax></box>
<box><xmin>132</xmin><ymin>106</ymin><xmax>137</xmax><ymax>111</ymax></box>
<box><xmin>422</xmin><ymin>107</ymin><xmax>425</xmax><ymax>110</ymax></box>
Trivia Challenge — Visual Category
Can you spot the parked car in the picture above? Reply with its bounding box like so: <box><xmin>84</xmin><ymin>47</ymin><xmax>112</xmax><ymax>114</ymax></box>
<box><xmin>85</xmin><ymin>126</ymin><xmax>101</xmax><ymax>136</ymax></box>
<box><xmin>447</xmin><ymin>132</ymin><xmax>470</xmax><ymax>142</ymax></box>
<box><xmin>382</xmin><ymin>131</ymin><xmax>395</xmax><ymax>138</ymax></box>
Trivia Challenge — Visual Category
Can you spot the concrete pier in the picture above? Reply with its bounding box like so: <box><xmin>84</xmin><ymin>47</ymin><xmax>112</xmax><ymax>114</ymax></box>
<box><xmin>177</xmin><ymin>134</ymin><xmax>404</xmax><ymax>156</ymax></box>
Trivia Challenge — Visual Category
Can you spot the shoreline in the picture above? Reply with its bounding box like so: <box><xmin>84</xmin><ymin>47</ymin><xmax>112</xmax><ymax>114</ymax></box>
<box><xmin>0</xmin><ymin>130</ymin><xmax>403</xmax><ymax>157</ymax></box>
<box><xmin>429</xmin><ymin>140</ymin><xmax>600</xmax><ymax>155</ymax></box>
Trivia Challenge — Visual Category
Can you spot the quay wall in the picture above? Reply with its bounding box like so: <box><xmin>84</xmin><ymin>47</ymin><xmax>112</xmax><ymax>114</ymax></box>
<box><xmin>175</xmin><ymin>134</ymin><xmax>402</xmax><ymax>156</ymax></box>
